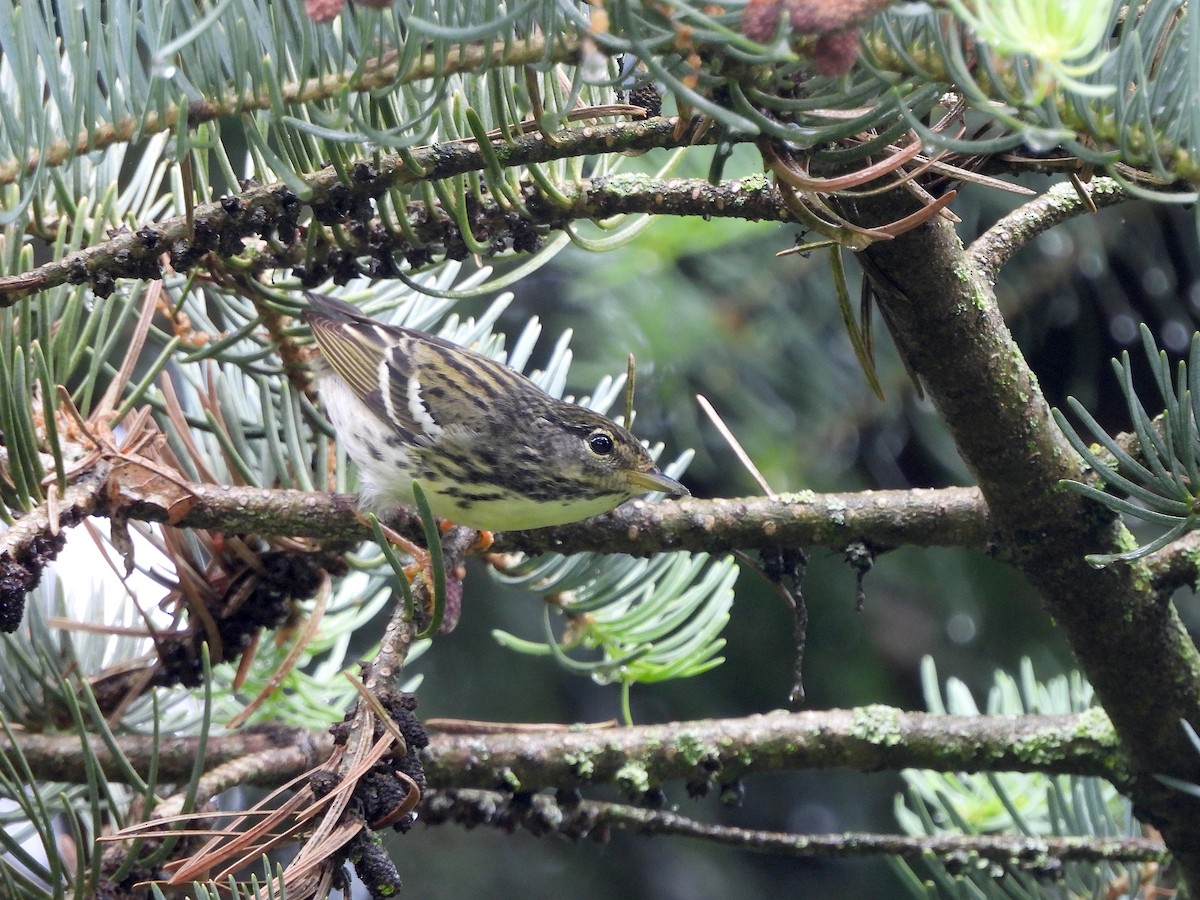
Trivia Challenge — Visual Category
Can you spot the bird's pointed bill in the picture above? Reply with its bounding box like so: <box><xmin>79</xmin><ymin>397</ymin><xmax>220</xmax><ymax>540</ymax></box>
<box><xmin>625</xmin><ymin>469</ymin><xmax>689</xmax><ymax>497</ymax></box>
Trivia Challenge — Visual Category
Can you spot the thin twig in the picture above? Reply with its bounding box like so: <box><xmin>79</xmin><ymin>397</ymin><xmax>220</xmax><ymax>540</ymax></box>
<box><xmin>423</xmin><ymin>788</ymin><xmax>1167</xmax><ymax>866</ymax></box>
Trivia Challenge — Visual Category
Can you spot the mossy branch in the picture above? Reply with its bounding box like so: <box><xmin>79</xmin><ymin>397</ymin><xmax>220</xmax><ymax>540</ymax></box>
<box><xmin>857</xmin><ymin>186</ymin><xmax>1200</xmax><ymax>887</ymax></box>
<box><xmin>0</xmin><ymin>117</ymin><xmax>713</xmax><ymax>303</ymax></box>
<box><xmin>2</xmin><ymin>708</ymin><xmax>1124</xmax><ymax>788</ymax></box>
<box><xmin>55</xmin><ymin>466</ymin><xmax>992</xmax><ymax>553</ymax></box>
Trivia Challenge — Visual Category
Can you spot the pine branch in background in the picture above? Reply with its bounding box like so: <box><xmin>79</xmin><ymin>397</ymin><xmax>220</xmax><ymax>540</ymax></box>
<box><xmin>1056</xmin><ymin>325</ymin><xmax>1200</xmax><ymax>564</ymax></box>
<box><xmin>893</xmin><ymin>659</ymin><xmax>1163</xmax><ymax>898</ymax></box>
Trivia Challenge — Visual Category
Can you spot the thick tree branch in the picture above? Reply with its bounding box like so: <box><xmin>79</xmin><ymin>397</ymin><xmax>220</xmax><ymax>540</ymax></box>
<box><xmin>855</xmin><ymin>188</ymin><xmax>1200</xmax><ymax>886</ymax></box>
<box><xmin>2</xmin><ymin>709</ymin><xmax>1123</xmax><ymax>788</ymax></box>
<box><xmin>1146</xmin><ymin>530</ymin><xmax>1200</xmax><ymax>595</ymax></box>
<box><xmin>21</xmin><ymin>708</ymin><xmax>1150</xmax><ymax>878</ymax></box>
<box><xmin>421</xmin><ymin>708</ymin><xmax>1125</xmax><ymax>791</ymax></box>
<box><xmin>0</xmin><ymin>117</ymin><xmax>719</xmax><ymax>303</ymax></box>
<box><xmin>84</xmin><ymin>468</ymin><xmax>990</xmax><ymax>554</ymax></box>
<box><xmin>969</xmin><ymin>178</ymin><xmax>1131</xmax><ymax>283</ymax></box>
<box><xmin>4</xmin><ymin>448</ymin><xmax>988</xmax><ymax>633</ymax></box>
<box><xmin>493</xmin><ymin>487</ymin><xmax>990</xmax><ymax>556</ymax></box>
<box><xmin>0</xmin><ymin>723</ymin><xmax>334</xmax><ymax>785</ymax></box>
<box><xmin>0</xmin><ymin>472</ymin><xmax>103</xmax><ymax>631</ymax></box>
<box><xmin>254</xmin><ymin>172</ymin><xmax>800</xmax><ymax>282</ymax></box>
<box><xmin>1</xmin><ymin>458</ymin><xmax>988</xmax><ymax>577</ymax></box>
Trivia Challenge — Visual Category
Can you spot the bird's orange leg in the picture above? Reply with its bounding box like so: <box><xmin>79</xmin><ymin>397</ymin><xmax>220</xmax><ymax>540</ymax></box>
<box><xmin>470</xmin><ymin>529</ymin><xmax>495</xmax><ymax>554</ymax></box>
<box><xmin>435</xmin><ymin>519</ymin><xmax>494</xmax><ymax>554</ymax></box>
<box><xmin>356</xmin><ymin>512</ymin><xmax>432</xmax><ymax>585</ymax></box>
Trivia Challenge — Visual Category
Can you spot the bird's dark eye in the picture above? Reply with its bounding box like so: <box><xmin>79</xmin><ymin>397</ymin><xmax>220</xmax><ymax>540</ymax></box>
<box><xmin>587</xmin><ymin>430</ymin><xmax>615</xmax><ymax>456</ymax></box>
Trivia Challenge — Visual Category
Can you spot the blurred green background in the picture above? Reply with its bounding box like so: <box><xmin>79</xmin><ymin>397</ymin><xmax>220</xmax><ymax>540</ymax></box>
<box><xmin>381</xmin><ymin>163</ymin><xmax>1196</xmax><ymax>897</ymax></box>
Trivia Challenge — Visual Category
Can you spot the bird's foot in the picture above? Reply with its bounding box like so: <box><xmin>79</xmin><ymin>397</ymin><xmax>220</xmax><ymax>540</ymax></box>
<box><xmin>357</xmin><ymin>512</ymin><xmax>433</xmax><ymax>587</ymax></box>
<box><xmin>435</xmin><ymin>518</ymin><xmax>493</xmax><ymax>555</ymax></box>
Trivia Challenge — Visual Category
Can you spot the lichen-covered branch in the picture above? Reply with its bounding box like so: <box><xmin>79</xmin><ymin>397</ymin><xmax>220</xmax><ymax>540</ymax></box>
<box><xmin>969</xmin><ymin>178</ymin><xmax>1131</xmax><ymax>283</ymax></box>
<box><xmin>0</xmin><ymin>723</ymin><xmax>334</xmax><ymax>786</ymax></box>
<box><xmin>1145</xmin><ymin>530</ymin><xmax>1200</xmax><ymax>595</ymax></box>
<box><xmin>0</xmin><ymin>117</ymin><xmax>1116</xmax><ymax>306</ymax></box>
<box><xmin>0</xmin><ymin>460</ymin><xmax>988</xmax><ymax>632</ymax></box>
<box><xmin>112</xmin><ymin>477</ymin><xmax>989</xmax><ymax>555</ymax></box>
<box><xmin>855</xmin><ymin>187</ymin><xmax>1200</xmax><ymax>886</ymax></box>
<box><xmin>2</xmin><ymin>448</ymin><xmax>987</xmax><ymax>558</ymax></box>
<box><xmin>422</xmin><ymin>708</ymin><xmax>1124</xmax><ymax>791</ymax></box>
<box><xmin>0</xmin><ymin>117</ymin><xmax>718</xmax><ymax>303</ymax></box>
<box><xmin>15</xmin><ymin>705</ymin><xmax>1143</xmax><ymax>877</ymax></box>
<box><xmin>2</xmin><ymin>708</ymin><xmax>1123</xmax><ymax>788</ymax></box>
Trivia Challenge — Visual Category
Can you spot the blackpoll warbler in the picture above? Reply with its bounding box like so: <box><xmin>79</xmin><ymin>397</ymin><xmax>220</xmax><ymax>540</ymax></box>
<box><xmin>304</xmin><ymin>292</ymin><xmax>688</xmax><ymax>531</ymax></box>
